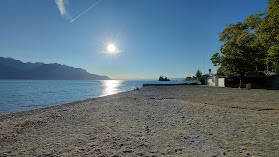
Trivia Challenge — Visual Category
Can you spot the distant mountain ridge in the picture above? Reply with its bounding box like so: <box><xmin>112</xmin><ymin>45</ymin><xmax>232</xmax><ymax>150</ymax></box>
<box><xmin>0</xmin><ymin>57</ymin><xmax>110</xmax><ymax>80</ymax></box>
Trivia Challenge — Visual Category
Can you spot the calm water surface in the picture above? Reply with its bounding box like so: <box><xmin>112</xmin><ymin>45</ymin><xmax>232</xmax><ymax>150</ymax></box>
<box><xmin>0</xmin><ymin>80</ymin><xmax>194</xmax><ymax>114</ymax></box>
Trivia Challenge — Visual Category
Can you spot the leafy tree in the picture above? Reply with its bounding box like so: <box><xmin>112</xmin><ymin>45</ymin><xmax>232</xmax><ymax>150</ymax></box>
<box><xmin>217</xmin><ymin>66</ymin><xmax>225</xmax><ymax>75</ymax></box>
<box><xmin>186</xmin><ymin>76</ymin><xmax>192</xmax><ymax>81</ymax></box>
<box><xmin>159</xmin><ymin>75</ymin><xmax>164</xmax><ymax>81</ymax></box>
<box><xmin>159</xmin><ymin>75</ymin><xmax>170</xmax><ymax>81</ymax></box>
<box><xmin>256</xmin><ymin>0</ymin><xmax>279</xmax><ymax>68</ymax></box>
<box><xmin>211</xmin><ymin>19</ymin><xmax>266</xmax><ymax>88</ymax></box>
<box><xmin>211</xmin><ymin>0</ymin><xmax>278</xmax><ymax>88</ymax></box>
<box><xmin>211</xmin><ymin>0</ymin><xmax>279</xmax><ymax>87</ymax></box>
<box><xmin>195</xmin><ymin>70</ymin><xmax>202</xmax><ymax>81</ymax></box>
<box><xmin>200</xmin><ymin>75</ymin><xmax>206</xmax><ymax>85</ymax></box>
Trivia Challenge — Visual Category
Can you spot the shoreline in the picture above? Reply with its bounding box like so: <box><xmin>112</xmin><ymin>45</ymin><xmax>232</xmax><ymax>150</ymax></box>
<box><xmin>0</xmin><ymin>89</ymin><xmax>136</xmax><ymax>117</ymax></box>
<box><xmin>1</xmin><ymin>86</ymin><xmax>279</xmax><ymax>156</ymax></box>
<box><xmin>0</xmin><ymin>80</ymin><xmax>195</xmax><ymax>115</ymax></box>
<box><xmin>0</xmin><ymin>83</ymin><xmax>196</xmax><ymax>116</ymax></box>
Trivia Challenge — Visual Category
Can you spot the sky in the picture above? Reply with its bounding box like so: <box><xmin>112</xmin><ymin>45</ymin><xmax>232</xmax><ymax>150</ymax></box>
<box><xmin>0</xmin><ymin>0</ymin><xmax>268</xmax><ymax>80</ymax></box>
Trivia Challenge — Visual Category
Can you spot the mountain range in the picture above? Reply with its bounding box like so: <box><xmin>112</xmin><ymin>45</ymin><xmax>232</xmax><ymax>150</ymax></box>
<box><xmin>0</xmin><ymin>57</ymin><xmax>110</xmax><ymax>80</ymax></box>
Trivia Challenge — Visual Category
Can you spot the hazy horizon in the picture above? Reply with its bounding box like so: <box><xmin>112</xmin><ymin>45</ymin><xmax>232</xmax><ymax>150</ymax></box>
<box><xmin>0</xmin><ymin>0</ymin><xmax>268</xmax><ymax>79</ymax></box>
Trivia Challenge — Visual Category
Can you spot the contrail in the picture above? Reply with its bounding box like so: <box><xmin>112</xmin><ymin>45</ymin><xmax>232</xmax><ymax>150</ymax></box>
<box><xmin>71</xmin><ymin>0</ymin><xmax>103</xmax><ymax>23</ymax></box>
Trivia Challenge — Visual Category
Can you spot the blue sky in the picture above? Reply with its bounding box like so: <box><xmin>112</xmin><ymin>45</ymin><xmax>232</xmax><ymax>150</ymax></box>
<box><xmin>0</xmin><ymin>0</ymin><xmax>268</xmax><ymax>79</ymax></box>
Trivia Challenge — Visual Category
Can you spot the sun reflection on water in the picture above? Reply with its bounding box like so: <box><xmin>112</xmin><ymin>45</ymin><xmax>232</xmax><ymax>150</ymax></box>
<box><xmin>101</xmin><ymin>80</ymin><xmax>123</xmax><ymax>96</ymax></box>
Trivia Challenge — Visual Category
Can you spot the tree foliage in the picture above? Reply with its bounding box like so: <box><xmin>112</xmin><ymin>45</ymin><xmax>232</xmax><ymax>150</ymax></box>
<box><xmin>217</xmin><ymin>66</ymin><xmax>225</xmax><ymax>75</ymax></box>
<box><xmin>211</xmin><ymin>0</ymin><xmax>278</xmax><ymax>87</ymax></box>
<box><xmin>186</xmin><ymin>76</ymin><xmax>192</xmax><ymax>81</ymax></box>
<box><xmin>256</xmin><ymin>0</ymin><xmax>279</xmax><ymax>67</ymax></box>
<box><xmin>212</xmin><ymin>22</ymin><xmax>266</xmax><ymax>76</ymax></box>
<box><xmin>159</xmin><ymin>75</ymin><xmax>170</xmax><ymax>81</ymax></box>
<box><xmin>195</xmin><ymin>69</ymin><xmax>202</xmax><ymax>81</ymax></box>
<box><xmin>200</xmin><ymin>75</ymin><xmax>206</xmax><ymax>85</ymax></box>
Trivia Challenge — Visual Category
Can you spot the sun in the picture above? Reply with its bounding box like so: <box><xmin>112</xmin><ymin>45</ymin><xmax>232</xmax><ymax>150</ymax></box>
<box><xmin>107</xmin><ymin>44</ymin><xmax>116</xmax><ymax>53</ymax></box>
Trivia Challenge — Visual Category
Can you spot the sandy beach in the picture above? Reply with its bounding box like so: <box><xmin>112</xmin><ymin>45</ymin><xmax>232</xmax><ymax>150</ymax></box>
<box><xmin>1</xmin><ymin>85</ymin><xmax>279</xmax><ymax>156</ymax></box>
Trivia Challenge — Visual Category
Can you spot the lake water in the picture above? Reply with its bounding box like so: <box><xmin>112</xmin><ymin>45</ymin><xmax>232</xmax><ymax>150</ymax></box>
<box><xmin>0</xmin><ymin>80</ymin><xmax>195</xmax><ymax>114</ymax></box>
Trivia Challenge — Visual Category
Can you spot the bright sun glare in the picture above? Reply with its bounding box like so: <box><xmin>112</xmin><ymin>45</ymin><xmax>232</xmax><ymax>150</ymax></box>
<box><xmin>107</xmin><ymin>44</ymin><xmax>116</xmax><ymax>53</ymax></box>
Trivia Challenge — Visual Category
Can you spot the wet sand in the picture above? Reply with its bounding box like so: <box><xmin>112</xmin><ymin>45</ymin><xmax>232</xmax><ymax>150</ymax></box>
<box><xmin>1</xmin><ymin>86</ymin><xmax>279</xmax><ymax>156</ymax></box>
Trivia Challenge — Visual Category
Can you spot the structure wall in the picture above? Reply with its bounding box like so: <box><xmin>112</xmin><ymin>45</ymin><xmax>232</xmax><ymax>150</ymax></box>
<box><xmin>218</xmin><ymin>78</ymin><xmax>225</xmax><ymax>87</ymax></box>
<box><xmin>207</xmin><ymin>77</ymin><xmax>215</xmax><ymax>86</ymax></box>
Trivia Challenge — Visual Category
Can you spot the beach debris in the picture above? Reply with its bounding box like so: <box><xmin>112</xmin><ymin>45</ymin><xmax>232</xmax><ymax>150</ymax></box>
<box><xmin>150</xmin><ymin>92</ymin><xmax>164</xmax><ymax>100</ymax></box>
<box><xmin>134</xmin><ymin>87</ymin><xmax>140</xmax><ymax>91</ymax></box>
<box><xmin>123</xmin><ymin>150</ymin><xmax>133</xmax><ymax>153</ymax></box>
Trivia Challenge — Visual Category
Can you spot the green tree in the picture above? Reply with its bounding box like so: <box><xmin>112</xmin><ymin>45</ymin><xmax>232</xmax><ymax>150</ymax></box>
<box><xmin>195</xmin><ymin>70</ymin><xmax>202</xmax><ymax>82</ymax></box>
<box><xmin>164</xmin><ymin>76</ymin><xmax>169</xmax><ymax>81</ymax></box>
<box><xmin>211</xmin><ymin>20</ymin><xmax>266</xmax><ymax>88</ymax></box>
<box><xmin>217</xmin><ymin>66</ymin><xmax>225</xmax><ymax>75</ymax></box>
<box><xmin>211</xmin><ymin>0</ymin><xmax>278</xmax><ymax>88</ymax></box>
<box><xmin>159</xmin><ymin>75</ymin><xmax>164</xmax><ymax>81</ymax></box>
<box><xmin>256</xmin><ymin>0</ymin><xmax>279</xmax><ymax>68</ymax></box>
<box><xmin>159</xmin><ymin>75</ymin><xmax>170</xmax><ymax>81</ymax></box>
<box><xmin>186</xmin><ymin>76</ymin><xmax>192</xmax><ymax>81</ymax></box>
<box><xmin>200</xmin><ymin>75</ymin><xmax>206</xmax><ymax>85</ymax></box>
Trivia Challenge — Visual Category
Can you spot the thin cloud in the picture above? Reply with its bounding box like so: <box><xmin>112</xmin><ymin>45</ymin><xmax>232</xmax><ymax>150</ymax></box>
<box><xmin>55</xmin><ymin>0</ymin><xmax>102</xmax><ymax>23</ymax></box>
<box><xmin>55</xmin><ymin>0</ymin><xmax>67</xmax><ymax>16</ymax></box>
